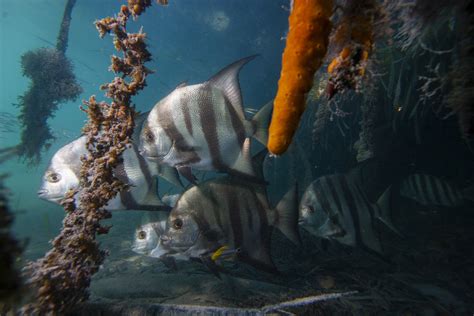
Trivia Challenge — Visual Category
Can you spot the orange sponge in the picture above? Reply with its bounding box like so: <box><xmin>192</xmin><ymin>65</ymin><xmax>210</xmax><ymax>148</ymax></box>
<box><xmin>267</xmin><ymin>0</ymin><xmax>333</xmax><ymax>155</ymax></box>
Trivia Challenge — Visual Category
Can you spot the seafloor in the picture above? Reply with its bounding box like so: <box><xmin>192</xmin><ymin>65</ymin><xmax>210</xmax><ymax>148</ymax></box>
<box><xmin>62</xmin><ymin>198</ymin><xmax>474</xmax><ymax>315</ymax></box>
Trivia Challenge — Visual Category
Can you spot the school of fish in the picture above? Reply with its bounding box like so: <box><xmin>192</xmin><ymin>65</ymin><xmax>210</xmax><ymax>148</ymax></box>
<box><xmin>38</xmin><ymin>56</ymin><xmax>473</xmax><ymax>275</ymax></box>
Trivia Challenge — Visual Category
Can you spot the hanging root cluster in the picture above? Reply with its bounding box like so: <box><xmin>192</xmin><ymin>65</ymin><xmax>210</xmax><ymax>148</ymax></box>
<box><xmin>326</xmin><ymin>0</ymin><xmax>381</xmax><ymax>99</ymax></box>
<box><xmin>14</xmin><ymin>48</ymin><xmax>82</xmax><ymax>164</ymax></box>
<box><xmin>20</xmin><ymin>1</ymin><xmax>163</xmax><ymax>314</ymax></box>
<box><xmin>0</xmin><ymin>0</ymin><xmax>82</xmax><ymax>165</ymax></box>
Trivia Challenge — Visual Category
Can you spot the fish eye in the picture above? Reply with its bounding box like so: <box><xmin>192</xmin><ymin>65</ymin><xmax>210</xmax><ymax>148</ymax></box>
<box><xmin>306</xmin><ymin>205</ymin><xmax>315</xmax><ymax>214</ymax></box>
<box><xmin>47</xmin><ymin>172</ymin><xmax>61</xmax><ymax>183</ymax></box>
<box><xmin>144</xmin><ymin>129</ymin><xmax>154</xmax><ymax>143</ymax></box>
<box><xmin>137</xmin><ymin>230</ymin><xmax>146</xmax><ymax>240</ymax></box>
<box><xmin>173</xmin><ymin>218</ymin><xmax>183</xmax><ymax>230</ymax></box>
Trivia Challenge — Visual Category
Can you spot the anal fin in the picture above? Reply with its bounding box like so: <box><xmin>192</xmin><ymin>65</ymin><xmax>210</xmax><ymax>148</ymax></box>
<box><xmin>228</xmin><ymin>138</ymin><xmax>256</xmax><ymax>178</ymax></box>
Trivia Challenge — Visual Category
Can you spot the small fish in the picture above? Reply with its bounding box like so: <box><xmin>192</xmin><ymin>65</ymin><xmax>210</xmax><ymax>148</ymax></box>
<box><xmin>132</xmin><ymin>219</ymin><xmax>185</xmax><ymax>271</ymax></box>
<box><xmin>157</xmin><ymin>150</ymin><xmax>300</xmax><ymax>273</ymax></box>
<box><xmin>38</xmin><ymin>113</ymin><xmax>182</xmax><ymax>211</ymax></box>
<box><xmin>139</xmin><ymin>55</ymin><xmax>273</xmax><ymax>183</ymax></box>
<box><xmin>132</xmin><ymin>221</ymin><xmax>167</xmax><ymax>255</ymax></box>
<box><xmin>299</xmin><ymin>173</ymin><xmax>400</xmax><ymax>255</ymax></box>
<box><xmin>210</xmin><ymin>245</ymin><xmax>240</xmax><ymax>261</ymax></box>
<box><xmin>400</xmin><ymin>174</ymin><xmax>474</xmax><ymax>207</ymax></box>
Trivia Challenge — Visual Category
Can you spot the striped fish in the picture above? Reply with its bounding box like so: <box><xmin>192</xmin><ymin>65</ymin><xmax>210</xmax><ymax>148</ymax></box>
<box><xmin>299</xmin><ymin>174</ymin><xmax>399</xmax><ymax>255</ymax></box>
<box><xmin>38</xmin><ymin>114</ymin><xmax>182</xmax><ymax>211</ymax></box>
<box><xmin>139</xmin><ymin>55</ymin><xmax>272</xmax><ymax>183</ymax></box>
<box><xmin>154</xmin><ymin>152</ymin><xmax>300</xmax><ymax>273</ymax></box>
<box><xmin>400</xmin><ymin>174</ymin><xmax>473</xmax><ymax>207</ymax></box>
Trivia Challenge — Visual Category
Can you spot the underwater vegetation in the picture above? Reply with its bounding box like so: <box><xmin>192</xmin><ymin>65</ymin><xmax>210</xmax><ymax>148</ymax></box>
<box><xmin>0</xmin><ymin>0</ymin><xmax>82</xmax><ymax>165</ymax></box>
<box><xmin>0</xmin><ymin>175</ymin><xmax>23</xmax><ymax>310</ymax></box>
<box><xmin>20</xmin><ymin>1</ymin><xmax>165</xmax><ymax>314</ymax></box>
<box><xmin>268</xmin><ymin>0</ymin><xmax>474</xmax><ymax>156</ymax></box>
<box><xmin>0</xmin><ymin>0</ymin><xmax>473</xmax><ymax>314</ymax></box>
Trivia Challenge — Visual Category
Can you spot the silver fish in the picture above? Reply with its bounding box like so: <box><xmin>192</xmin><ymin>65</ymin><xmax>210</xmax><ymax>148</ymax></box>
<box><xmin>139</xmin><ymin>55</ymin><xmax>272</xmax><ymax>183</ymax></box>
<box><xmin>38</xmin><ymin>114</ymin><xmax>182</xmax><ymax>211</ymax></box>
<box><xmin>132</xmin><ymin>221</ymin><xmax>167</xmax><ymax>255</ymax></box>
<box><xmin>157</xmin><ymin>151</ymin><xmax>300</xmax><ymax>273</ymax></box>
<box><xmin>133</xmin><ymin>220</ymin><xmax>190</xmax><ymax>262</ymax></box>
<box><xmin>299</xmin><ymin>174</ymin><xmax>400</xmax><ymax>255</ymax></box>
<box><xmin>400</xmin><ymin>174</ymin><xmax>474</xmax><ymax>207</ymax></box>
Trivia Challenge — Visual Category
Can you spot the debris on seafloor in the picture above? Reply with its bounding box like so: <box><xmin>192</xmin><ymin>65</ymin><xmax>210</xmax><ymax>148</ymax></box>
<box><xmin>0</xmin><ymin>174</ymin><xmax>23</xmax><ymax>311</ymax></box>
<box><xmin>267</xmin><ymin>0</ymin><xmax>333</xmax><ymax>156</ymax></box>
<box><xmin>0</xmin><ymin>0</ymin><xmax>82</xmax><ymax>165</ymax></box>
<box><xmin>19</xmin><ymin>1</ymin><xmax>166</xmax><ymax>314</ymax></box>
<box><xmin>72</xmin><ymin>291</ymin><xmax>357</xmax><ymax>315</ymax></box>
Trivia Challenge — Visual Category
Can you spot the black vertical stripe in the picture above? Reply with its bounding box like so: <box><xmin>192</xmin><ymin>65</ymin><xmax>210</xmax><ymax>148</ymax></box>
<box><xmin>224</xmin><ymin>97</ymin><xmax>246</xmax><ymax>146</ymax></box>
<box><xmin>339</xmin><ymin>176</ymin><xmax>363</xmax><ymax>247</ymax></box>
<box><xmin>199</xmin><ymin>88</ymin><xmax>224</xmax><ymax>169</ymax></box>
<box><xmin>181</xmin><ymin>98</ymin><xmax>194</xmax><ymax>136</ymax></box>
<box><xmin>190</xmin><ymin>210</ymin><xmax>218</xmax><ymax>242</ymax></box>
<box><xmin>254</xmin><ymin>190</ymin><xmax>271</xmax><ymax>259</ymax></box>
<box><xmin>208</xmin><ymin>193</ymin><xmax>225</xmax><ymax>232</ymax></box>
<box><xmin>159</xmin><ymin>105</ymin><xmax>200</xmax><ymax>164</ymax></box>
<box><xmin>228</xmin><ymin>189</ymin><xmax>243</xmax><ymax>247</ymax></box>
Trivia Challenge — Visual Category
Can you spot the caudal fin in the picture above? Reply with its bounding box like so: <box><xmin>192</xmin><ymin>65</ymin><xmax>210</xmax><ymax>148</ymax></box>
<box><xmin>275</xmin><ymin>184</ymin><xmax>301</xmax><ymax>245</ymax></box>
<box><xmin>251</xmin><ymin>100</ymin><xmax>273</xmax><ymax>145</ymax></box>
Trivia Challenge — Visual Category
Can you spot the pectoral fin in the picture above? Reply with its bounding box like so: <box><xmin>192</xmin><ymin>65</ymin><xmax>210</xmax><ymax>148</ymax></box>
<box><xmin>157</xmin><ymin>165</ymin><xmax>184</xmax><ymax>188</ymax></box>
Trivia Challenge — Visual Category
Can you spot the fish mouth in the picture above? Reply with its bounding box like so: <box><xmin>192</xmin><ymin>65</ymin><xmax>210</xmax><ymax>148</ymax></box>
<box><xmin>142</xmin><ymin>154</ymin><xmax>165</xmax><ymax>162</ymax></box>
<box><xmin>37</xmin><ymin>190</ymin><xmax>63</xmax><ymax>202</ymax></box>
<box><xmin>37</xmin><ymin>189</ymin><xmax>48</xmax><ymax>197</ymax></box>
<box><xmin>160</xmin><ymin>232</ymin><xmax>199</xmax><ymax>252</ymax></box>
<box><xmin>139</xmin><ymin>149</ymin><xmax>166</xmax><ymax>162</ymax></box>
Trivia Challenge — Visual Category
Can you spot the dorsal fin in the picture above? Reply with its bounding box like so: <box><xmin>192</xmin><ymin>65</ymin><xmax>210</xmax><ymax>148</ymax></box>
<box><xmin>207</xmin><ymin>55</ymin><xmax>258</xmax><ymax>121</ymax></box>
<box><xmin>175</xmin><ymin>81</ymin><xmax>187</xmax><ymax>89</ymax></box>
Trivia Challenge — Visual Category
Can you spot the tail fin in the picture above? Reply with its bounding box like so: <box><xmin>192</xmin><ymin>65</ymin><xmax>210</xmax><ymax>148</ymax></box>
<box><xmin>376</xmin><ymin>187</ymin><xmax>403</xmax><ymax>237</ymax></box>
<box><xmin>274</xmin><ymin>184</ymin><xmax>301</xmax><ymax>245</ymax></box>
<box><xmin>251</xmin><ymin>100</ymin><xmax>273</xmax><ymax>145</ymax></box>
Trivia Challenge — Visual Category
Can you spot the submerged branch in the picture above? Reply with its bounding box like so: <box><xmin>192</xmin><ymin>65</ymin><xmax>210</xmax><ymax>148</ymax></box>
<box><xmin>21</xmin><ymin>1</ymin><xmax>164</xmax><ymax>314</ymax></box>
